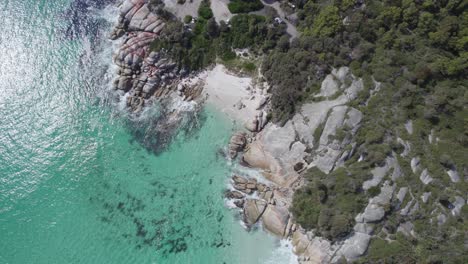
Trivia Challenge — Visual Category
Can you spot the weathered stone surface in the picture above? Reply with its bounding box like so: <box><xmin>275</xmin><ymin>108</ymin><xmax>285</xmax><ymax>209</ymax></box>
<box><xmin>405</xmin><ymin>120</ymin><xmax>413</xmax><ymax>135</ymax></box>
<box><xmin>232</xmin><ymin>175</ymin><xmax>248</xmax><ymax>184</ymax></box>
<box><xmin>333</xmin><ymin>67</ymin><xmax>350</xmax><ymax>83</ymax></box>
<box><xmin>233</xmin><ymin>182</ymin><xmax>247</xmax><ymax>191</ymax></box>
<box><xmin>447</xmin><ymin>169</ymin><xmax>460</xmax><ymax>183</ymax></box>
<box><xmin>292</xmin><ymin>230</ymin><xmax>332</xmax><ymax>264</ymax></box>
<box><xmin>228</xmin><ymin>132</ymin><xmax>247</xmax><ymax>159</ymax></box>
<box><xmin>353</xmin><ymin>223</ymin><xmax>374</xmax><ymax>235</ymax></box>
<box><xmin>437</xmin><ymin>213</ymin><xmax>447</xmax><ymax>225</ymax></box>
<box><xmin>411</xmin><ymin>157</ymin><xmax>421</xmax><ymax>173</ymax></box>
<box><xmin>420</xmin><ymin>169</ymin><xmax>433</xmax><ymax>185</ymax></box>
<box><xmin>234</xmin><ymin>199</ymin><xmax>244</xmax><ymax>208</ymax></box>
<box><xmin>361</xmin><ymin>204</ymin><xmax>385</xmax><ymax>223</ymax></box>
<box><xmin>311</xmin><ymin>106</ymin><xmax>362</xmax><ymax>174</ymax></box>
<box><xmin>337</xmin><ymin>232</ymin><xmax>371</xmax><ymax>261</ymax></box>
<box><xmin>396</xmin><ymin>187</ymin><xmax>408</xmax><ymax>203</ymax></box>
<box><xmin>244</xmin><ymin>118</ymin><xmax>258</xmax><ymax>132</ymax></box>
<box><xmin>397</xmin><ymin>222</ymin><xmax>415</xmax><ymax>238</ymax></box>
<box><xmin>363</xmin><ymin>158</ymin><xmax>391</xmax><ymax>190</ymax></box>
<box><xmin>397</xmin><ymin>137</ymin><xmax>411</xmax><ymax>157</ymax></box>
<box><xmin>344</xmin><ymin>78</ymin><xmax>364</xmax><ymax>100</ymax></box>
<box><xmin>359</xmin><ymin>182</ymin><xmax>394</xmax><ymax>223</ymax></box>
<box><xmin>225</xmin><ymin>190</ymin><xmax>244</xmax><ymax>199</ymax></box>
<box><xmin>421</xmin><ymin>192</ymin><xmax>431</xmax><ymax>203</ymax></box>
<box><xmin>370</xmin><ymin>182</ymin><xmax>395</xmax><ymax>206</ymax></box>
<box><xmin>256</xmin><ymin>96</ymin><xmax>269</xmax><ymax>110</ymax></box>
<box><xmin>246</xmin><ymin>183</ymin><xmax>257</xmax><ymax>190</ymax></box>
<box><xmin>400</xmin><ymin>199</ymin><xmax>414</xmax><ymax>216</ymax></box>
<box><xmin>261</xmin><ymin>205</ymin><xmax>290</xmax><ymax>237</ymax></box>
<box><xmin>259</xmin><ymin>190</ymin><xmax>273</xmax><ymax>201</ymax></box>
<box><xmin>319</xmin><ymin>105</ymin><xmax>348</xmax><ymax>146</ymax></box>
<box><xmin>257</xmin><ymin>183</ymin><xmax>267</xmax><ymax>192</ymax></box>
<box><xmin>317</xmin><ymin>74</ymin><xmax>339</xmax><ymax>97</ymax></box>
<box><xmin>451</xmin><ymin>196</ymin><xmax>465</xmax><ymax>216</ymax></box>
<box><xmin>243</xmin><ymin>199</ymin><xmax>268</xmax><ymax>225</ymax></box>
<box><xmin>408</xmin><ymin>201</ymin><xmax>419</xmax><ymax>215</ymax></box>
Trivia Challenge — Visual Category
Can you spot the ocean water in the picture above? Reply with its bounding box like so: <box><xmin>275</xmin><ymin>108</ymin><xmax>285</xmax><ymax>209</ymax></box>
<box><xmin>0</xmin><ymin>1</ymin><xmax>296</xmax><ymax>263</ymax></box>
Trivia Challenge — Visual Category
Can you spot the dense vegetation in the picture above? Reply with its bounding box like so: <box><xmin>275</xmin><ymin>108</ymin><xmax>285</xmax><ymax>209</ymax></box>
<box><xmin>291</xmin><ymin>167</ymin><xmax>368</xmax><ymax>240</ymax></box>
<box><xmin>265</xmin><ymin>0</ymin><xmax>467</xmax><ymax>124</ymax></box>
<box><xmin>228</xmin><ymin>0</ymin><xmax>264</xmax><ymax>14</ymax></box>
<box><xmin>284</xmin><ymin>1</ymin><xmax>467</xmax><ymax>263</ymax></box>
<box><xmin>150</xmin><ymin>0</ymin><xmax>286</xmax><ymax>71</ymax></box>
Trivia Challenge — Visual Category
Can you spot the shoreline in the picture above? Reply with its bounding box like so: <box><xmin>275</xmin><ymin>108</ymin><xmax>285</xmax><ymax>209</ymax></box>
<box><xmin>108</xmin><ymin>0</ymin><xmax>300</xmax><ymax>262</ymax></box>
<box><xmin>108</xmin><ymin>1</ymin><xmax>370</xmax><ymax>263</ymax></box>
<box><xmin>202</xmin><ymin>64</ymin><xmax>268</xmax><ymax>127</ymax></box>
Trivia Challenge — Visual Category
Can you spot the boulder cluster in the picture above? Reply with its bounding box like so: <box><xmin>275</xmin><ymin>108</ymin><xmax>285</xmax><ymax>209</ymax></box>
<box><xmin>110</xmin><ymin>0</ymin><xmax>180</xmax><ymax>112</ymax></box>
<box><xmin>225</xmin><ymin>175</ymin><xmax>296</xmax><ymax>238</ymax></box>
<box><xmin>227</xmin><ymin>132</ymin><xmax>247</xmax><ymax>159</ymax></box>
<box><xmin>224</xmin><ymin>67</ymin><xmax>387</xmax><ymax>263</ymax></box>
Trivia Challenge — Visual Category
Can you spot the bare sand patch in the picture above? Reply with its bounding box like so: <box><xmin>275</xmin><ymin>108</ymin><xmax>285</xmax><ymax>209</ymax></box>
<box><xmin>211</xmin><ymin>0</ymin><xmax>233</xmax><ymax>22</ymax></box>
<box><xmin>202</xmin><ymin>65</ymin><xmax>264</xmax><ymax>125</ymax></box>
<box><xmin>163</xmin><ymin>0</ymin><xmax>201</xmax><ymax>19</ymax></box>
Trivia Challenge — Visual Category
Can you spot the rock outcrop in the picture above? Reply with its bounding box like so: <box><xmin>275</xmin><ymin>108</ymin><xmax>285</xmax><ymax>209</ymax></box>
<box><xmin>243</xmin><ymin>67</ymin><xmax>364</xmax><ymax>188</ymax></box>
<box><xmin>110</xmin><ymin>0</ymin><xmax>198</xmax><ymax>113</ymax></box>
<box><xmin>228</xmin><ymin>132</ymin><xmax>247</xmax><ymax>159</ymax></box>
<box><xmin>228</xmin><ymin>67</ymin><xmax>384</xmax><ymax>263</ymax></box>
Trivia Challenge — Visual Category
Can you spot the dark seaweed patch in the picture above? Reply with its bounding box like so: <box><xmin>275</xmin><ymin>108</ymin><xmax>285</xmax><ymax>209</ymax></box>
<box><xmin>124</xmin><ymin>100</ymin><xmax>207</xmax><ymax>156</ymax></box>
<box><xmin>61</xmin><ymin>0</ymin><xmax>116</xmax><ymax>40</ymax></box>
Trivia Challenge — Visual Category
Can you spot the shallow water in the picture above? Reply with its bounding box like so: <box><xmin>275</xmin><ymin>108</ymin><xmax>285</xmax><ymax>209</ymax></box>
<box><xmin>0</xmin><ymin>1</ymin><xmax>296</xmax><ymax>263</ymax></box>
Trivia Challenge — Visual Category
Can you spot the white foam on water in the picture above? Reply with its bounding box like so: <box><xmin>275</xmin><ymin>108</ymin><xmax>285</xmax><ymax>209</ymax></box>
<box><xmin>264</xmin><ymin>238</ymin><xmax>299</xmax><ymax>264</ymax></box>
<box><xmin>230</xmin><ymin>163</ymin><xmax>275</xmax><ymax>185</ymax></box>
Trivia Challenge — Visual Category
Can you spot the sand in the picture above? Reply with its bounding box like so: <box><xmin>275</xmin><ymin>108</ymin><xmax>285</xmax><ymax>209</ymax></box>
<box><xmin>202</xmin><ymin>65</ymin><xmax>264</xmax><ymax>125</ymax></box>
<box><xmin>211</xmin><ymin>0</ymin><xmax>233</xmax><ymax>22</ymax></box>
<box><xmin>163</xmin><ymin>0</ymin><xmax>202</xmax><ymax>19</ymax></box>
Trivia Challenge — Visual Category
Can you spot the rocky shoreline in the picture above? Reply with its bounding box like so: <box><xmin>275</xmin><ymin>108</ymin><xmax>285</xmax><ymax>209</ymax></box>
<box><xmin>110</xmin><ymin>1</ymin><xmax>377</xmax><ymax>263</ymax></box>
<box><xmin>109</xmin><ymin>0</ymin><xmax>209</xmax><ymax>154</ymax></box>
<box><xmin>224</xmin><ymin>66</ymin><xmax>378</xmax><ymax>263</ymax></box>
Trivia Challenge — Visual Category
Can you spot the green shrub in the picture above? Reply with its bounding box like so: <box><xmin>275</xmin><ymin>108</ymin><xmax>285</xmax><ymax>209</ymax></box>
<box><xmin>367</xmin><ymin>186</ymin><xmax>380</xmax><ymax>197</ymax></box>
<box><xmin>228</xmin><ymin>0</ymin><xmax>264</xmax><ymax>14</ymax></box>
<box><xmin>198</xmin><ymin>0</ymin><xmax>213</xmax><ymax>20</ymax></box>
<box><xmin>292</xmin><ymin>168</ymin><xmax>365</xmax><ymax>241</ymax></box>
<box><xmin>183</xmin><ymin>15</ymin><xmax>193</xmax><ymax>24</ymax></box>
<box><xmin>242</xmin><ymin>62</ymin><xmax>256</xmax><ymax>72</ymax></box>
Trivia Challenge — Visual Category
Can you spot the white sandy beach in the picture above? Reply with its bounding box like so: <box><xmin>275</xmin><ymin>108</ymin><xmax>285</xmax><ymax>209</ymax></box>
<box><xmin>202</xmin><ymin>65</ymin><xmax>264</xmax><ymax>125</ymax></box>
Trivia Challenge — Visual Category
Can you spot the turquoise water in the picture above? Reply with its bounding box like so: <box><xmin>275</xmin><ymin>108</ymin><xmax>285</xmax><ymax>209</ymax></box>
<box><xmin>0</xmin><ymin>1</ymin><xmax>294</xmax><ymax>263</ymax></box>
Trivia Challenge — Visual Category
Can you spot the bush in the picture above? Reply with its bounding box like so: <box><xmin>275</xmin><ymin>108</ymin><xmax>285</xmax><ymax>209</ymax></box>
<box><xmin>242</xmin><ymin>62</ymin><xmax>256</xmax><ymax>72</ymax></box>
<box><xmin>151</xmin><ymin>13</ymin><xmax>287</xmax><ymax>72</ymax></box>
<box><xmin>291</xmin><ymin>168</ymin><xmax>365</xmax><ymax>241</ymax></box>
<box><xmin>183</xmin><ymin>15</ymin><xmax>193</xmax><ymax>24</ymax></box>
<box><xmin>361</xmin><ymin>236</ymin><xmax>416</xmax><ymax>263</ymax></box>
<box><xmin>198</xmin><ymin>0</ymin><xmax>213</xmax><ymax>20</ymax></box>
<box><xmin>228</xmin><ymin>0</ymin><xmax>264</xmax><ymax>14</ymax></box>
<box><xmin>367</xmin><ymin>186</ymin><xmax>380</xmax><ymax>197</ymax></box>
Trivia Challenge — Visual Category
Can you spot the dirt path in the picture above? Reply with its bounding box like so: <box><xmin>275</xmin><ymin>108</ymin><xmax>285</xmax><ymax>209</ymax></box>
<box><xmin>260</xmin><ymin>0</ymin><xmax>299</xmax><ymax>39</ymax></box>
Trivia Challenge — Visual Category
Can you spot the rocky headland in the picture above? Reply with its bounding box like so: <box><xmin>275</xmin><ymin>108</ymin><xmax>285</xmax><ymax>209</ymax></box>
<box><xmin>109</xmin><ymin>1</ymin><xmax>466</xmax><ymax>263</ymax></box>
<box><xmin>109</xmin><ymin>0</ymin><xmax>209</xmax><ymax>153</ymax></box>
<box><xmin>225</xmin><ymin>67</ymin><xmax>377</xmax><ymax>263</ymax></box>
<box><xmin>109</xmin><ymin>1</ymin><xmax>372</xmax><ymax>262</ymax></box>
